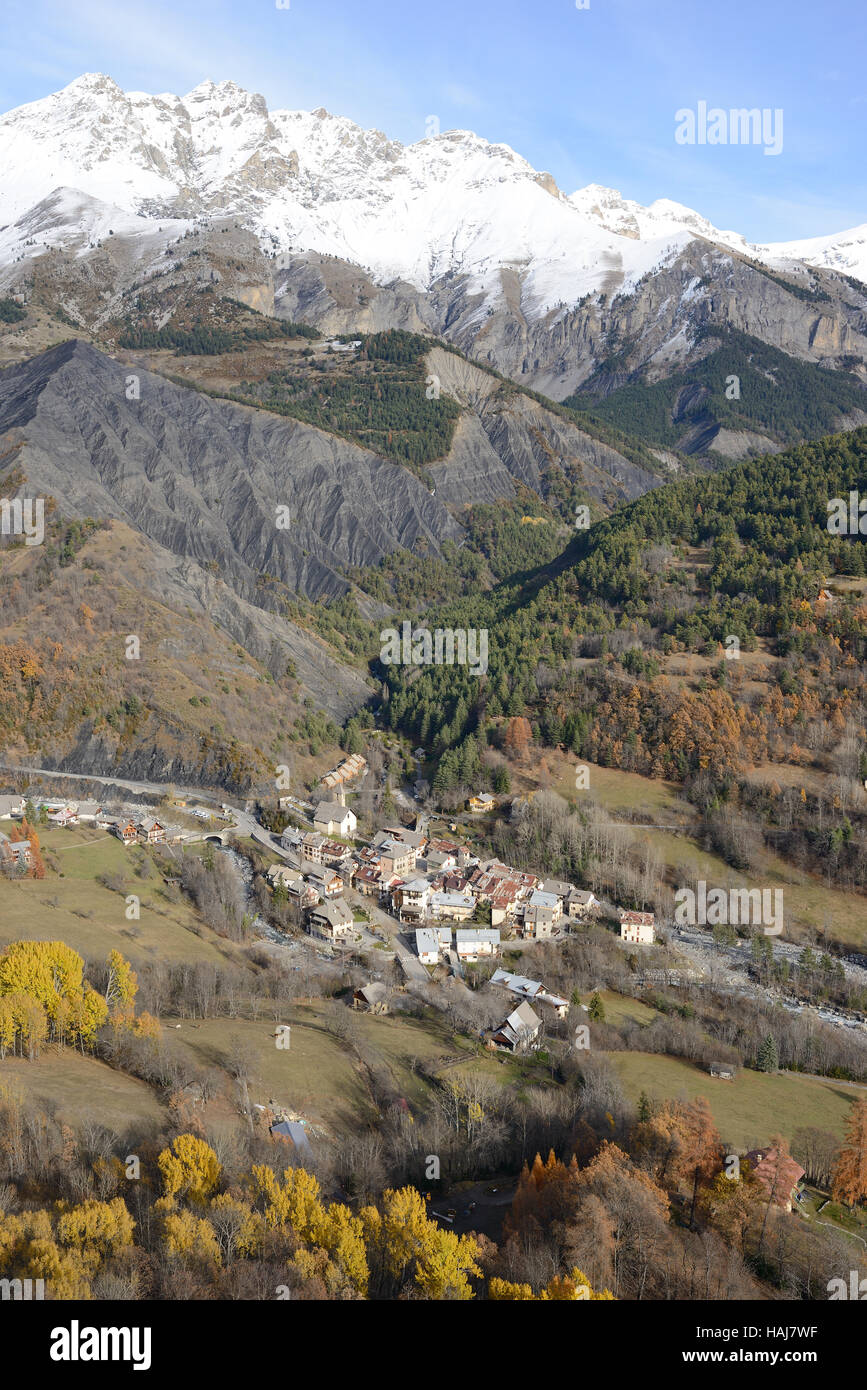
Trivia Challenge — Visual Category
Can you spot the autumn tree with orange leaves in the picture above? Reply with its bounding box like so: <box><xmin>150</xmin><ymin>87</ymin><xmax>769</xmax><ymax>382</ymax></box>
<box><xmin>831</xmin><ymin>1098</ymin><xmax>867</xmax><ymax>1208</ymax></box>
<box><xmin>8</xmin><ymin>818</ymin><xmax>45</xmax><ymax>878</ymax></box>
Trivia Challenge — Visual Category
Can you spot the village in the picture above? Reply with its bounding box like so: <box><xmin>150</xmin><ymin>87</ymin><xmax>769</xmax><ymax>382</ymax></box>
<box><xmin>0</xmin><ymin>766</ymin><xmax>861</xmax><ymax>1251</ymax></box>
<box><xmin>0</xmin><ymin>757</ymin><xmax>658</xmax><ymax>1060</ymax></box>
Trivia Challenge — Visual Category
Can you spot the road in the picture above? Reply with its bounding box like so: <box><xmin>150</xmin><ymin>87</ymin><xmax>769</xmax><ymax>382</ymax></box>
<box><xmin>391</xmin><ymin>933</ymin><xmax>430</xmax><ymax>983</ymax></box>
<box><xmin>0</xmin><ymin>761</ymin><xmax>299</xmax><ymax>859</ymax></box>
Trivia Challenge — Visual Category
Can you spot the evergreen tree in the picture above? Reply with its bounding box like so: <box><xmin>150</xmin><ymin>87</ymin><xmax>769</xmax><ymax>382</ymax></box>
<box><xmin>757</xmin><ymin>1033</ymin><xmax>779</xmax><ymax>1073</ymax></box>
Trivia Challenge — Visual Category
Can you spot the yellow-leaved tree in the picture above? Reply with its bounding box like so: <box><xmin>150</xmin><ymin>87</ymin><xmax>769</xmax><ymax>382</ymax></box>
<box><xmin>490</xmin><ymin>1269</ymin><xmax>614</xmax><ymax>1300</ymax></box>
<box><xmin>157</xmin><ymin>1134</ymin><xmax>222</xmax><ymax>1209</ymax></box>
<box><xmin>250</xmin><ymin>1165</ymin><xmax>368</xmax><ymax>1295</ymax></box>
<box><xmin>162</xmin><ymin>1210</ymin><xmax>223</xmax><ymax>1264</ymax></box>
<box><xmin>0</xmin><ymin>940</ymin><xmax>110</xmax><ymax>1054</ymax></box>
<box><xmin>362</xmin><ymin>1186</ymin><xmax>481</xmax><ymax>1300</ymax></box>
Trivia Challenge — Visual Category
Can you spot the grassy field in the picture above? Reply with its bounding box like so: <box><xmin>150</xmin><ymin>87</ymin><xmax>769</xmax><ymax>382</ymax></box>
<box><xmin>160</xmin><ymin>1004</ymin><xmax>489</xmax><ymax>1135</ymax></box>
<box><xmin>544</xmin><ymin>754</ymin><xmax>687</xmax><ymax>819</ymax></box>
<box><xmin>610</xmin><ymin>1051</ymin><xmax>864</xmax><ymax>1150</ymax></box>
<box><xmin>0</xmin><ymin>828</ymin><xmax>249</xmax><ymax>969</ymax></box>
<box><xmin>612</xmin><ymin>823</ymin><xmax>867</xmax><ymax>949</ymax></box>
<box><xmin>797</xmin><ymin>1186</ymin><xmax>867</xmax><ymax>1245</ymax></box>
<box><xmin>0</xmin><ymin>1051</ymin><xmax>166</xmax><ymax>1132</ymax></box>
<box><xmin>584</xmin><ymin>990</ymin><xmax>657</xmax><ymax>1027</ymax></box>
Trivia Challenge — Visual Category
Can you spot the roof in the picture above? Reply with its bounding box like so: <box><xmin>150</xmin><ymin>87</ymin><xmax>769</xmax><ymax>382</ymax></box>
<box><xmin>455</xmin><ymin>928</ymin><xmax>500</xmax><ymax>944</ymax></box>
<box><xmin>508</xmin><ymin>1001</ymin><xmax>542</xmax><ymax>1030</ymax></box>
<box><xmin>319</xmin><ymin>839</ymin><xmax>350</xmax><ymax>857</ymax></box>
<box><xmin>525</xmin><ymin>904</ymin><xmax>555</xmax><ymax>924</ymax></box>
<box><xmin>744</xmin><ymin>1148</ymin><xmax>805</xmax><ymax>1201</ymax></box>
<box><xmin>399</xmin><ymin>877</ymin><xmax>430</xmax><ymax>894</ymax></box>
<box><xmin>306</xmin><ymin>865</ymin><xmax>342</xmax><ymax>885</ymax></box>
<box><xmin>569</xmin><ymin>888</ymin><xmax>598</xmax><ymax>904</ymax></box>
<box><xmin>314</xmin><ymin>802</ymin><xmax>353</xmax><ymax>822</ymax></box>
<box><xmin>539</xmin><ymin>879</ymin><xmax>572</xmax><ymax>898</ymax></box>
<box><xmin>270</xmin><ymin>1120</ymin><xmax>312</xmax><ymax>1156</ymax></box>
<box><xmin>382</xmin><ymin>826</ymin><xmax>427</xmax><ymax>850</ymax></box>
<box><xmin>494</xmin><ymin>1001</ymin><xmax>542</xmax><ymax>1046</ymax></box>
<box><xmin>431</xmin><ymin>891</ymin><xmax>475</xmax><ymax>909</ymax></box>
<box><xmin>357</xmin><ymin>982</ymin><xmax>388</xmax><ymax>1005</ymax></box>
<box><xmin>426</xmin><ymin>849</ymin><xmax>456</xmax><ymax>865</ymax></box>
<box><xmin>491</xmin><ymin>969</ymin><xmax>544</xmax><ymax>998</ymax></box>
<box><xmin>416</xmin><ymin>927</ymin><xmax>444</xmax><ymax>955</ymax></box>
<box><xmin>528</xmin><ymin>889</ymin><xmax>558</xmax><ymax>909</ymax></box>
<box><xmin>310</xmin><ymin>897</ymin><xmax>352</xmax><ymax>927</ymax></box>
<box><xmin>377</xmin><ymin>837</ymin><xmax>413</xmax><ymax>858</ymax></box>
<box><xmin>619</xmin><ymin>910</ymin><xmax>655</xmax><ymax>925</ymax></box>
<box><xmin>0</xmin><ymin>834</ymin><xmax>30</xmax><ymax>853</ymax></box>
<box><xmin>267</xmin><ymin>864</ymin><xmax>301</xmax><ymax>883</ymax></box>
<box><xmin>355</xmin><ymin>864</ymin><xmax>384</xmax><ymax>885</ymax></box>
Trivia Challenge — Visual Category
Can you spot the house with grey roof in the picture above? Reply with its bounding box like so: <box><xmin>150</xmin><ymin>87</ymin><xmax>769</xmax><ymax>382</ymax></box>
<box><xmin>313</xmin><ymin>803</ymin><xmax>357</xmax><ymax>838</ymax></box>
<box><xmin>429</xmin><ymin>890</ymin><xmax>475</xmax><ymax>922</ymax></box>
<box><xmin>307</xmin><ymin>897</ymin><xmax>354</xmax><ymax>941</ymax></box>
<box><xmin>491</xmin><ymin>1001</ymin><xmax>542</xmax><ymax>1053</ymax></box>
<box><xmin>454</xmin><ymin>927</ymin><xmax>501</xmax><ymax>961</ymax></box>
<box><xmin>415</xmin><ymin>925</ymin><xmax>451</xmax><ymax>964</ymax></box>
<box><xmin>490</xmin><ymin>969</ymin><xmax>569</xmax><ymax>1018</ymax></box>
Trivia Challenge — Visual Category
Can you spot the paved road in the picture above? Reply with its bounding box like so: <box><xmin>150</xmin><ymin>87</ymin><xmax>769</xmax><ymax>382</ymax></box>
<box><xmin>392</xmin><ymin>933</ymin><xmax>430</xmax><ymax>984</ymax></box>
<box><xmin>0</xmin><ymin>762</ymin><xmax>298</xmax><ymax>857</ymax></box>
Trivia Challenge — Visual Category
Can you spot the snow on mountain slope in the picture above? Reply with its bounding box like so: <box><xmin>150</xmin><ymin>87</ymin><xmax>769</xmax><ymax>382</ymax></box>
<box><xmin>0</xmin><ymin>186</ymin><xmax>190</xmax><ymax>265</ymax></box>
<box><xmin>0</xmin><ymin>73</ymin><xmax>862</xmax><ymax>322</ymax></box>
<box><xmin>756</xmin><ymin>223</ymin><xmax>867</xmax><ymax>284</ymax></box>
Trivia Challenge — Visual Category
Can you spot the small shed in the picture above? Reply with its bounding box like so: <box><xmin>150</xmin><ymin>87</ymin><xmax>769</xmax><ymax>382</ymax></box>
<box><xmin>353</xmin><ymin>982</ymin><xmax>389</xmax><ymax>1015</ymax></box>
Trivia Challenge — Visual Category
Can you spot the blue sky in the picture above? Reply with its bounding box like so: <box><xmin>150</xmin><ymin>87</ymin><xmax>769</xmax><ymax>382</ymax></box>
<box><xmin>2</xmin><ymin>0</ymin><xmax>864</xmax><ymax>241</ymax></box>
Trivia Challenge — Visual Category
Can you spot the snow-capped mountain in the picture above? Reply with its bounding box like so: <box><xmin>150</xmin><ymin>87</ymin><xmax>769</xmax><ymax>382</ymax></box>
<box><xmin>1</xmin><ymin>74</ymin><xmax>866</xmax><ymax>400</ymax></box>
<box><xmin>2</xmin><ymin>73</ymin><xmax>863</xmax><ymax>310</ymax></box>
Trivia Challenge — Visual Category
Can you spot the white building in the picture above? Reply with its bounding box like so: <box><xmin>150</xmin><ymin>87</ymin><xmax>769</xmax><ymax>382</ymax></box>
<box><xmin>415</xmin><ymin>926</ymin><xmax>451</xmax><ymax>964</ymax></box>
<box><xmin>429</xmin><ymin>891</ymin><xmax>475</xmax><ymax>922</ymax></box>
<box><xmin>619</xmin><ymin>910</ymin><xmax>655</xmax><ymax>945</ymax></box>
<box><xmin>454</xmin><ymin>928</ymin><xmax>501</xmax><ymax>961</ymax></box>
<box><xmin>313</xmin><ymin>802</ymin><xmax>357</xmax><ymax>838</ymax></box>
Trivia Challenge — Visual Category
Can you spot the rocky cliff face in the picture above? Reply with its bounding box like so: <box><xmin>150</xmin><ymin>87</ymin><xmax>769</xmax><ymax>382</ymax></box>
<box><xmin>0</xmin><ymin>340</ymin><xmax>465</xmax><ymax>605</ymax></box>
<box><xmin>0</xmin><ymin>340</ymin><xmax>655</xmax><ymax>594</ymax></box>
<box><xmin>270</xmin><ymin>241</ymin><xmax>867</xmax><ymax>402</ymax></box>
<box><xmin>424</xmin><ymin>348</ymin><xmax>657</xmax><ymax>505</ymax></box>
<box><xmin>0</xmin><ymin>337</ymin><xmax>658</xmax><ymax>747</ymax></box>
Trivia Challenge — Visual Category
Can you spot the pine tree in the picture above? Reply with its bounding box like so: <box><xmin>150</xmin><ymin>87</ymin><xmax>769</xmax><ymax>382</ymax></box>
<box><xmin>757</xmin><ymin>1033</ymin><xmax>779</xmax><ymax>1073</ymax></box>
<box><xmin>587</xmin><ymin>992</ymin><xmax>605</xmax><ymax>1023</ymax></box>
